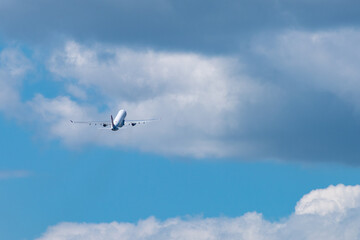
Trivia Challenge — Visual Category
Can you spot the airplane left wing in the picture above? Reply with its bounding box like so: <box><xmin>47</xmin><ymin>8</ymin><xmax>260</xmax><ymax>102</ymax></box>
<box><xmin>70</xmin><ymin>120</ymin><xmax>112</xmax><ymax>128</ymax></box>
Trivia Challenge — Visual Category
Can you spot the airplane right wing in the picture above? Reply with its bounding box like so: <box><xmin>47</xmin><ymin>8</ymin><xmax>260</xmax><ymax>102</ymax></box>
<box><xmin>124</xmin><ymin>119</ymin><xmax>160</xmax><ymax>127</ymax></box>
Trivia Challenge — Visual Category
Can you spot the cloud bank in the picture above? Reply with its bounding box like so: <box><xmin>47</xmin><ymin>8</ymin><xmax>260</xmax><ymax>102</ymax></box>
<box><xmin>40</xmin><ymin>29</ymin><xmax>360</xmax><ymax>162</ymax></box>
<box><xmin>36</xmin><ymin>184</ymin><xmax>360</xmax><ymax>240</ymax></box>
<box><xmin>2</xmin><ymin>28</ymin><xmax>360</xmax><ymax>163</ymax></box>
<box><xmin>1</xmin><ymin>0</ymin><xmax>360</xmax><ymax>53</ymax></box>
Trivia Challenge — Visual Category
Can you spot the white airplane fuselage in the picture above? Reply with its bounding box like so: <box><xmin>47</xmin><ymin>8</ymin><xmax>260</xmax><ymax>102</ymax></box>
<box><xmin>111</xmin><ymin>109</ymin><xmax>127</xmax><ymax>131</ymax></box>
<box><xmin>70</xmin><ymin>108</ymin><xmax>156</xmax><ymax>130</ymax></box>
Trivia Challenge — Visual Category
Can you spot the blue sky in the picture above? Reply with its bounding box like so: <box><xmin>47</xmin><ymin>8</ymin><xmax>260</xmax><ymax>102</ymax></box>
<box><xmin>1</xmin><ymin>1</ymin><xmax>360</xmax><ymax>239</ymax></box>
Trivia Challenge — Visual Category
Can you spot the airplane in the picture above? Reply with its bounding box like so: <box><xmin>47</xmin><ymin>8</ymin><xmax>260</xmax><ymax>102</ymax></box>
<box><xmin>70</xmin><ymin>109</ymin><xmax>158</xmax><ymax>131</ymax></box>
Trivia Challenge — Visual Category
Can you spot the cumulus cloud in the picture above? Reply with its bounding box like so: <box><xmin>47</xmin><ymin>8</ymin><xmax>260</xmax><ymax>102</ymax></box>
<box><xmin>295</xmin><ymin>184</ymin><xmax>360</xmax><ymax>216</ymax></box>
<box><xmin>0</xmin><ymin>43</ymin><xmax>274</xmax><ymax>158</ymax></box>
<box><xmin>36</xmin><ymin>184</ymin><xmax>360</xmax><ymax>240</ymax></box>
<box><xmin>45</xmin><ymin>41</ymin><xmax>273</xmax><ymax>157</ymax></box>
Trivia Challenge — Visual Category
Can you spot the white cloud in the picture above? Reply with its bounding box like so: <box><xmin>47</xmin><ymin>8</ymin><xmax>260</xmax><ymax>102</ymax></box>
<box><xmin>0</xmin><ymin>48</ymin><xmax>32</xmax><ymax>118</ymax></box>
<box><xmin>295</xmin><ymin>184</ymin><xmax>360</xmax><ymax>216</ymax></box>
<box><xmin>27</xmin><ymin>94</ymin><xmax>100</xmax><ymax>144</ymax></box>
<box><xmin>0</xmin><ymin>44</ymin><xmax>275</xmax><ymax>158</ymax></box>
<box><xmin>66</xmin><ymin>84</ymin><xmax>87</xmax><ymax>100</ymax></box>
<box><xmin>44</xmin><ymin>41</ymin><xmax>273</xmax><ymax>157</ymax></box>
<box><xmin>36</xmin><ymin>184</ymin><xmax>360</xmax><ymax>240</ymax></box>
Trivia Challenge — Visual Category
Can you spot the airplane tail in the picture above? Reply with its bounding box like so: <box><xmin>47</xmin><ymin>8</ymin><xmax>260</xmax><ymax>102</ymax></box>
<box><xmin>111</xmin><ymin>115</ymin><xmax>115</xmax><ymax>129</ymax></box>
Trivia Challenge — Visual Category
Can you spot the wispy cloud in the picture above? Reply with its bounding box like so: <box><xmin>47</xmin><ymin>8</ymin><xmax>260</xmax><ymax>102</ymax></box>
<box><xmin>0</xmin><ymin>170</ymin><xmax>31</xmax><ymax>179</ymax></box>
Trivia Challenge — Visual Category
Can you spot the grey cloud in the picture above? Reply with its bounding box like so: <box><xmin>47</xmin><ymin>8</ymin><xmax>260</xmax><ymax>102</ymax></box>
<box><xmin>242</xmin><ymin>29</ymin><xmax>360</xmax><ymax>163</ymax></box>
<box><xmin>280</xmin><ymin>0</ymin><xmax>360</xmax><ymax>29</ymax></box>
<box><xmin>1</xmin><ymin>0</ymin><xmax>359</xmax><ymax>53</ymax></box>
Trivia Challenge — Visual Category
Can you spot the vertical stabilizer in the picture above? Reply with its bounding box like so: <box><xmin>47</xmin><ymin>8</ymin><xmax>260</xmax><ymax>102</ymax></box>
<box><xmin>111</xmin><ymin>115</ymin><xmax>115</xmax><ymax>129</ymax></box>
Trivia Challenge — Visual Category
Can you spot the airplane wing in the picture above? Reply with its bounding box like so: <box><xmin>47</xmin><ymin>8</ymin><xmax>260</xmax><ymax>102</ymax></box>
<box><xmin>70</xmin><ymin>120</ymin><xmax>112</xmax><ymax>128</ymax></box>
<box><xmin>124</xmin><ymin>119</ymin><xmax>160</xmax><ymax>127</ymax></box>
